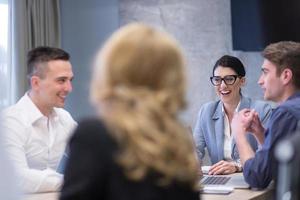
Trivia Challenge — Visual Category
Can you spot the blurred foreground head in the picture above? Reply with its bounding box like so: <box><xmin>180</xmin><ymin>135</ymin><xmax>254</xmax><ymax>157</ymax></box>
<box><xmin>91</xmin><ymin>23</ymin><xmax>198</xmax><ymax>187</ymax></box>
<box><xmin>91</xmin><ymin>23</ymin><xmax>186</xmax><ymax>114</ymax></box>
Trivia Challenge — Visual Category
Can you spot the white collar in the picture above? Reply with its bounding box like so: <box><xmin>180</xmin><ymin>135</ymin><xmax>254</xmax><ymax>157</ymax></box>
<box><xmin>17</xmin><ymin>93</ymin><xmax>59</xmax><ymax>124</ymax></box>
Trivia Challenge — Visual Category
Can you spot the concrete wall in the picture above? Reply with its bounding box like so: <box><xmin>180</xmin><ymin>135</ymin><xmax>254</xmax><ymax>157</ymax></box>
<box><xmin>120</xmin><ymin>0</ymin><xmax>264</xmax><ymax>128</ymax></box>
<box><xmin>60</xmin><ymin>0</ymin><xmax>119</xmax><ymax>120</ymax></box>
<box><xmin>60</xmin><ymin>0</ymin><xmax>266</xmax><ymax>128</ymax></box>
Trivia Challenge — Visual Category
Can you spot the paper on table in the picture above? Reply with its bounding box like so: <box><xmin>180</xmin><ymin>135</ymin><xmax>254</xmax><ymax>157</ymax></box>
<box><xmin>201</xmin><ymin>185</ymin><xmax>234</xmax><ymax>194</ymax></box>
<box><xmin>201</xmin><ymin>166</ymin><xmax>211</xmax><ymax>174</ymax></box>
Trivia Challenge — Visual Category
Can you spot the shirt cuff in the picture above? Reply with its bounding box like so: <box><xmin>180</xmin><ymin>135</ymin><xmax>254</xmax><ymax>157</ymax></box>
<box><xmin>234</xmin><ymin>161</ymin><xmax>243</xmax><ymax>172</ymax></box>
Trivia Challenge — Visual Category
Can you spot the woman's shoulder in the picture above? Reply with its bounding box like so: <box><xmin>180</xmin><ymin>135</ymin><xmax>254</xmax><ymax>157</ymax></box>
<box><xmin>77</xmin><ymin>118</ymin><xmax>107</xmax><ymax>131</ymax></box>
<box><xmin>200</xmin><ymin>100</ymin><xmax>221</xmax><ymax>112</ymax></box>
<box><xmin>72</xmin><ymin>117</ymin><xmax>116</xmax><ymax>147</ymax></box>
<box><xmin>242</xmin><ymin>96</ymin><xmax>271</xmax><ymax>109</ymax></box>
<box><xmin>197</xmin><ymin>100</ymin><xmax>222</xmax><ymax>118</ymax></box>
<box><xmin>250</xmin><ymin>99</ymin><xmax>272</xmax><ymax>111</ymax></box>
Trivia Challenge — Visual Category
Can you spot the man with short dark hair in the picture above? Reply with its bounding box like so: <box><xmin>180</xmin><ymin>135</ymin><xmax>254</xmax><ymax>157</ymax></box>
<box><xmin>232</xmin><ymin>41</ymin><xmax>300</xmax><ymax>189</ymax></box>
<box><xmin>1</xmin><ymin>46</ymin><xmax>76</xmax><ymax>193</ymax></box>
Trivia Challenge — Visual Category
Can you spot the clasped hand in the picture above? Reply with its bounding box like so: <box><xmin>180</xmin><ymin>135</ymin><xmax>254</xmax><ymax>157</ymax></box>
<box><xmin>232</xmin><ymin>109</ymin><xmax>265</xmax><ymax>145</ymax></box>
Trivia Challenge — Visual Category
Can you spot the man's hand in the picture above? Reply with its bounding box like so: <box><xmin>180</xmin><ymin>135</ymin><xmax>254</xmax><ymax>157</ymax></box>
<box><xmin>245</xmin><ymin>112</ymin><xmax>265</xmax><ymax>145</ymax></box>
<box><xmin>231</xmin><ymin>109</ymin><xmax>256</xmax><ymax>165</ymax></box>
<box><xmin>208</xmin><ymin>160</ymin><xmax>237</xmax><ymax>175</ymax></box>
<box><xmin>232</xmin><ymin>109</ymin><xmax>254</xmax><ymax>138</ymax></box>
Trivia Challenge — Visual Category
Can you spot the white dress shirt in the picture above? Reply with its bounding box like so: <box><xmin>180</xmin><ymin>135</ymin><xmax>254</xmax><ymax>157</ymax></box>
<box><xmin>1</xmin><ymin>93</ymin><xmax>77</xmax><ymax>193</ymax></box>
<box><xmin>223</xmin><ymin>113</ymin><xmax>233</xmax><ymax>160</ymax></box>
<box><xmin>0</xmin><ymin>129</ymin><xmax>20</xmax><ymax>200</ymax></box>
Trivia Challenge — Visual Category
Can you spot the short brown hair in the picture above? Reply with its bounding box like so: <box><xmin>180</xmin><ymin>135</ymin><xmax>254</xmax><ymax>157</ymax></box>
<box><xmin>262</xmin><ymin>41</ymin><xmax>300</xmax><ymax>89</ymax></box>
<box><xmin>27</xmin><ymin>46</ymin><xmax>70</xmax><ymax>79</ymax></box>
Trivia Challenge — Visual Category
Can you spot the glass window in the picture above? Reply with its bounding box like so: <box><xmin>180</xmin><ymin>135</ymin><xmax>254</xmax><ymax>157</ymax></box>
<box><xmin>0</xmin><ymin>0</ymin><xmax>9</xmax><ymax>110</ymax></box>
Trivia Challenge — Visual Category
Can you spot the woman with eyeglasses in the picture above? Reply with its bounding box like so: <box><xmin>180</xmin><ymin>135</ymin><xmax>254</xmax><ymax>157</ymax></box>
<box><xmin>193</xmin><ymin>55</ymin><xmax>272</xmax><ymax>175</ymax></box>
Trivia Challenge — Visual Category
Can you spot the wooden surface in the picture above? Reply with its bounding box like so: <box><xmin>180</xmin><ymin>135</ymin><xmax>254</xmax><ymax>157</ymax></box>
<box><xmin>22</xmin><ymin>188</ymin><xmax>272</xmax><ymax>200</ymax></box>
<box><xmin>22</xmin><ymin>173</ymin><xmax>273</xmax><ymax>200</ymax></box>
<box><xmin>23</xmin><ymin>192</ymin><xmax>58</xmax><ymax>200</ymax></box>
<box><xmin>201</xmin><ymin>173</ymin><xmax>273</xmax><ymax>200</ymax></box>
<box><xmin>202</xmin><ymin>187</ymin><xmax>273</xmax><ymax>200</ymax></box>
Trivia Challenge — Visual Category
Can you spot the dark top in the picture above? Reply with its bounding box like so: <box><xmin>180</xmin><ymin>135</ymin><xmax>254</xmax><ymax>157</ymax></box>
<box><xmin>60</xmin><ymin>119</ymin><xmax>200</xmax><ymax>200</ymax></box>
<box><xmin>243</xmin><ymin>92</ymin><xmax>300</xmax><ymax>189</ymax></box>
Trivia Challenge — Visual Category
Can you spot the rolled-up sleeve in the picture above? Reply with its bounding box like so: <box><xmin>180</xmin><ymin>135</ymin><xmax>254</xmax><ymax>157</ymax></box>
<box><xmin>242</xmin><ymin>109</ymin><xmax>298</xmax><ymax>189</ymax></box>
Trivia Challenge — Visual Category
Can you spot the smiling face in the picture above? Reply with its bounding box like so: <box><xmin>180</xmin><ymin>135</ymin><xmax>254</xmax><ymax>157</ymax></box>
<box><xmin>30</xmin><ymin>60</ymin><xmax>73</xmax><ymax>116</ymax></box>
<box><xmin>213</xmin><ymin>66</ymin><xmax>245</xmax><ymax>105</ymax></box>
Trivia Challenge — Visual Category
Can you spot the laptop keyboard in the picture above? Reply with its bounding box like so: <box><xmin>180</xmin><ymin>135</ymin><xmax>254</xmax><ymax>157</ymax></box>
<box><xmin>202</xmin><ymin>176</ymin><xmax>231</xmax><ymax>185</ymax></box>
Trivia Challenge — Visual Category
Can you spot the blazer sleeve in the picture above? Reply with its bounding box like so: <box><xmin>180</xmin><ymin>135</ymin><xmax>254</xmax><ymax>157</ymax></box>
<box><xmin>193</xmin><ymin>107</ymin><xmax>207</xmax><ymax>162</ymax></box>
<box><xmin>60</xmin><ymin>119</ymin><xmax>115</xmax><ymax>200</ymax></box>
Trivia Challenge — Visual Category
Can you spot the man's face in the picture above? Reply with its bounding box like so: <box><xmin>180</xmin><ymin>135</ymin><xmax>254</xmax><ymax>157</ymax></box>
<box><xmin>35</xmin><ymin>60</ymin><xmax>73</xmax><ymax>111</ymax></box>
<box><xmin>258</xmin><ymin>59</ymin><xmax>284</xmax><ymax>103</ymax></box>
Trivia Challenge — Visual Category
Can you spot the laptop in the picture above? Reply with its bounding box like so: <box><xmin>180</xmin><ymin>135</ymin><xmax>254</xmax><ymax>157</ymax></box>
<box><xmin>199</xmin><ymin>166</ymin><xmax>249</xmax><ymax>189</ymax></box>
<box><xmin>187</xmin><ymin>127</ymin><xmax>249</xmax><ymax>190</ymax></box>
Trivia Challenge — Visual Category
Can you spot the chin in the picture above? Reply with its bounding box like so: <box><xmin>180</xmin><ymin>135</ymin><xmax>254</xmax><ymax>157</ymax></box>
<box><xmin>220</xmin><ymin>95</ymin><xmax>232</xmax><ymax>102</ymax></box>
<box><xmin>263</xmin><ymin>95</ymin><xmax>270</xmax><ymax>101</ymax></box>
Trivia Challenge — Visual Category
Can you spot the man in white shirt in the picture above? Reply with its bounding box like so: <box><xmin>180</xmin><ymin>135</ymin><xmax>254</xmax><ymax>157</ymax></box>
<box><xmin>1</xmin><ymin>46</ymin><xmax>77</xmax><ymax>193</ymax></box>
<box><xmin>0</xmin><ymin>127</ymin><xmax>20</xmax><ymax>200</ymax></box>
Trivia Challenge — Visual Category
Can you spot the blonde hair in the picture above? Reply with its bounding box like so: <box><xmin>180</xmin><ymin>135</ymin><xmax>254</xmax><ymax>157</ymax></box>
<box><xmin>91</xmin><ymin>23</ymin><xmax>199</xmax><ymax>187</ymax></box>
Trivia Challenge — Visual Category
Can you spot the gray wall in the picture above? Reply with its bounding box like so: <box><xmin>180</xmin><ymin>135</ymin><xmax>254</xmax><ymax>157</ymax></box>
<box><xmin>60</xmin><ymin>0</ymin><xmax>119</xmax><ymax>120</ymax></box>
<box><xmin>60</xmin><ymin>0</ymin><xmax>266</xmax><ymax>127</ymax></box>
<box><xmin>120</xmin><ymin>0</ymin><xmax>265</xmax><ymax>127</ymax></box>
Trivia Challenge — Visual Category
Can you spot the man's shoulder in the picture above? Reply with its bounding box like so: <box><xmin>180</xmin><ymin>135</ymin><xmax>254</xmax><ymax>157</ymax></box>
<box><xmin>275</xmin><ymin>94</ymin><xmax>300</xmax><ymax>117</ymax></box>
<box><xmin>2</xmin><ymin>94</ymin><xmax>32</xmax><ymax>117</ymax></box>
<box><xmin>1</xmin><ymin>105</ymin><xmax>31</xmax><ymax>138</ymax></box>
<box><xmin>1</xmin><ymin>103</ymin><xmax>27</xmax><ymax>122</ymax></box>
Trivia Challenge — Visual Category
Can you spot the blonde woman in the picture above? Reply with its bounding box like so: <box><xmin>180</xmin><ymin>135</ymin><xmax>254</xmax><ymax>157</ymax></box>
<box><xmin>60</xmin><ymin>23</ymin><xmax>200</xmax><ymax>200</ymax></box>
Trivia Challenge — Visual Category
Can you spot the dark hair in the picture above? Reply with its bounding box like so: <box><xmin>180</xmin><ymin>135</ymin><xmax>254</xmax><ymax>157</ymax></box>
<box><xmin>212</xmin><ymin>55</ymin><xmax>246</xmax><ymax>77</ymax></box>
<box><xmin>263</xmin><ymin>41</ymin><xmax>300</xmax><ymax>89</ymax></box>
<box><xmin>27</xmin><ymin>46</ymin><xmax>70</xmax><ymax>79</ymax></box>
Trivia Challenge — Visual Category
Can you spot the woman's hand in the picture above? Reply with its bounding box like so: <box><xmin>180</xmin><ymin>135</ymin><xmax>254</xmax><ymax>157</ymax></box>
<box><xmin>208</xmin><ymin>160</ymin><xmax>237</xmax><ymax>175</ymax></box>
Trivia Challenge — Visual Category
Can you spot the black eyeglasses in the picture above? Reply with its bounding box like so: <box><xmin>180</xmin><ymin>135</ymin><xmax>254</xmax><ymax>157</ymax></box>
<box><xmin>210</xmin><ymin>75</ymin><xmax>241</xmax><ymax>86</ymax></box>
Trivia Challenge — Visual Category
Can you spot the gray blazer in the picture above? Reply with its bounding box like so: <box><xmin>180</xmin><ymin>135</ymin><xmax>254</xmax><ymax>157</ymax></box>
<box><xmin>193</xmin><ymin>95</ymin><xmax>272</xmax><ymax>164</ymax></box>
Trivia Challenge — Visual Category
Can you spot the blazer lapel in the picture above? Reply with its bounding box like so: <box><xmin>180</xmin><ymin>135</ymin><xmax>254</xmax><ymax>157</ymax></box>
<box><xmin>212</xmin><ymin>101</ymin><xmax>225</xmax><ymax>162</ymax></box>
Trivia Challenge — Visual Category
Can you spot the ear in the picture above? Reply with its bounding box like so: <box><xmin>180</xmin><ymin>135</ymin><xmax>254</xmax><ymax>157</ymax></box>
<box><xmin>30</xmin><ymin>76</ymin><xmax>40</xmax><ymax>90</ymax></box>
<box><xmin>280</xmin><ymin>68</ymin><xmax>293</xmax><ymax>85</ymax></box>
<box><xmin>240</xmin><ymin>76</ymin><xmax>246</xmax><ymax>87</ymax></box>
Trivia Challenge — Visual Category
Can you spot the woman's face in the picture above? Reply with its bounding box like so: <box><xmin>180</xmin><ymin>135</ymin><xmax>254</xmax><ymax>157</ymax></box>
<box><xmin>212</xmin><ymin>66</ymin><xmax>245</xmax><ymax>104</ymax></box>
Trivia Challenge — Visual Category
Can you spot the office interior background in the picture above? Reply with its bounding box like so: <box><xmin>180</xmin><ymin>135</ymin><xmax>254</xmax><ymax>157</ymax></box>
<box><xmin>1</xmin><ymin>0</ymin><xmax>274</xmax><ymax>127</ymax></box>
<box><xmin>61</xmin><ymin>0</ymin><xmax>267</xmax><ymax>127</ymax></box>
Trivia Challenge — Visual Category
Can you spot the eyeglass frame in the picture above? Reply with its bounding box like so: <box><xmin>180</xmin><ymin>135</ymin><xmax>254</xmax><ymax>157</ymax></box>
<box><xmin>210</xmin><ymin>75</ymin><xmax>242</xmax><ymax>86</ymax></box>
